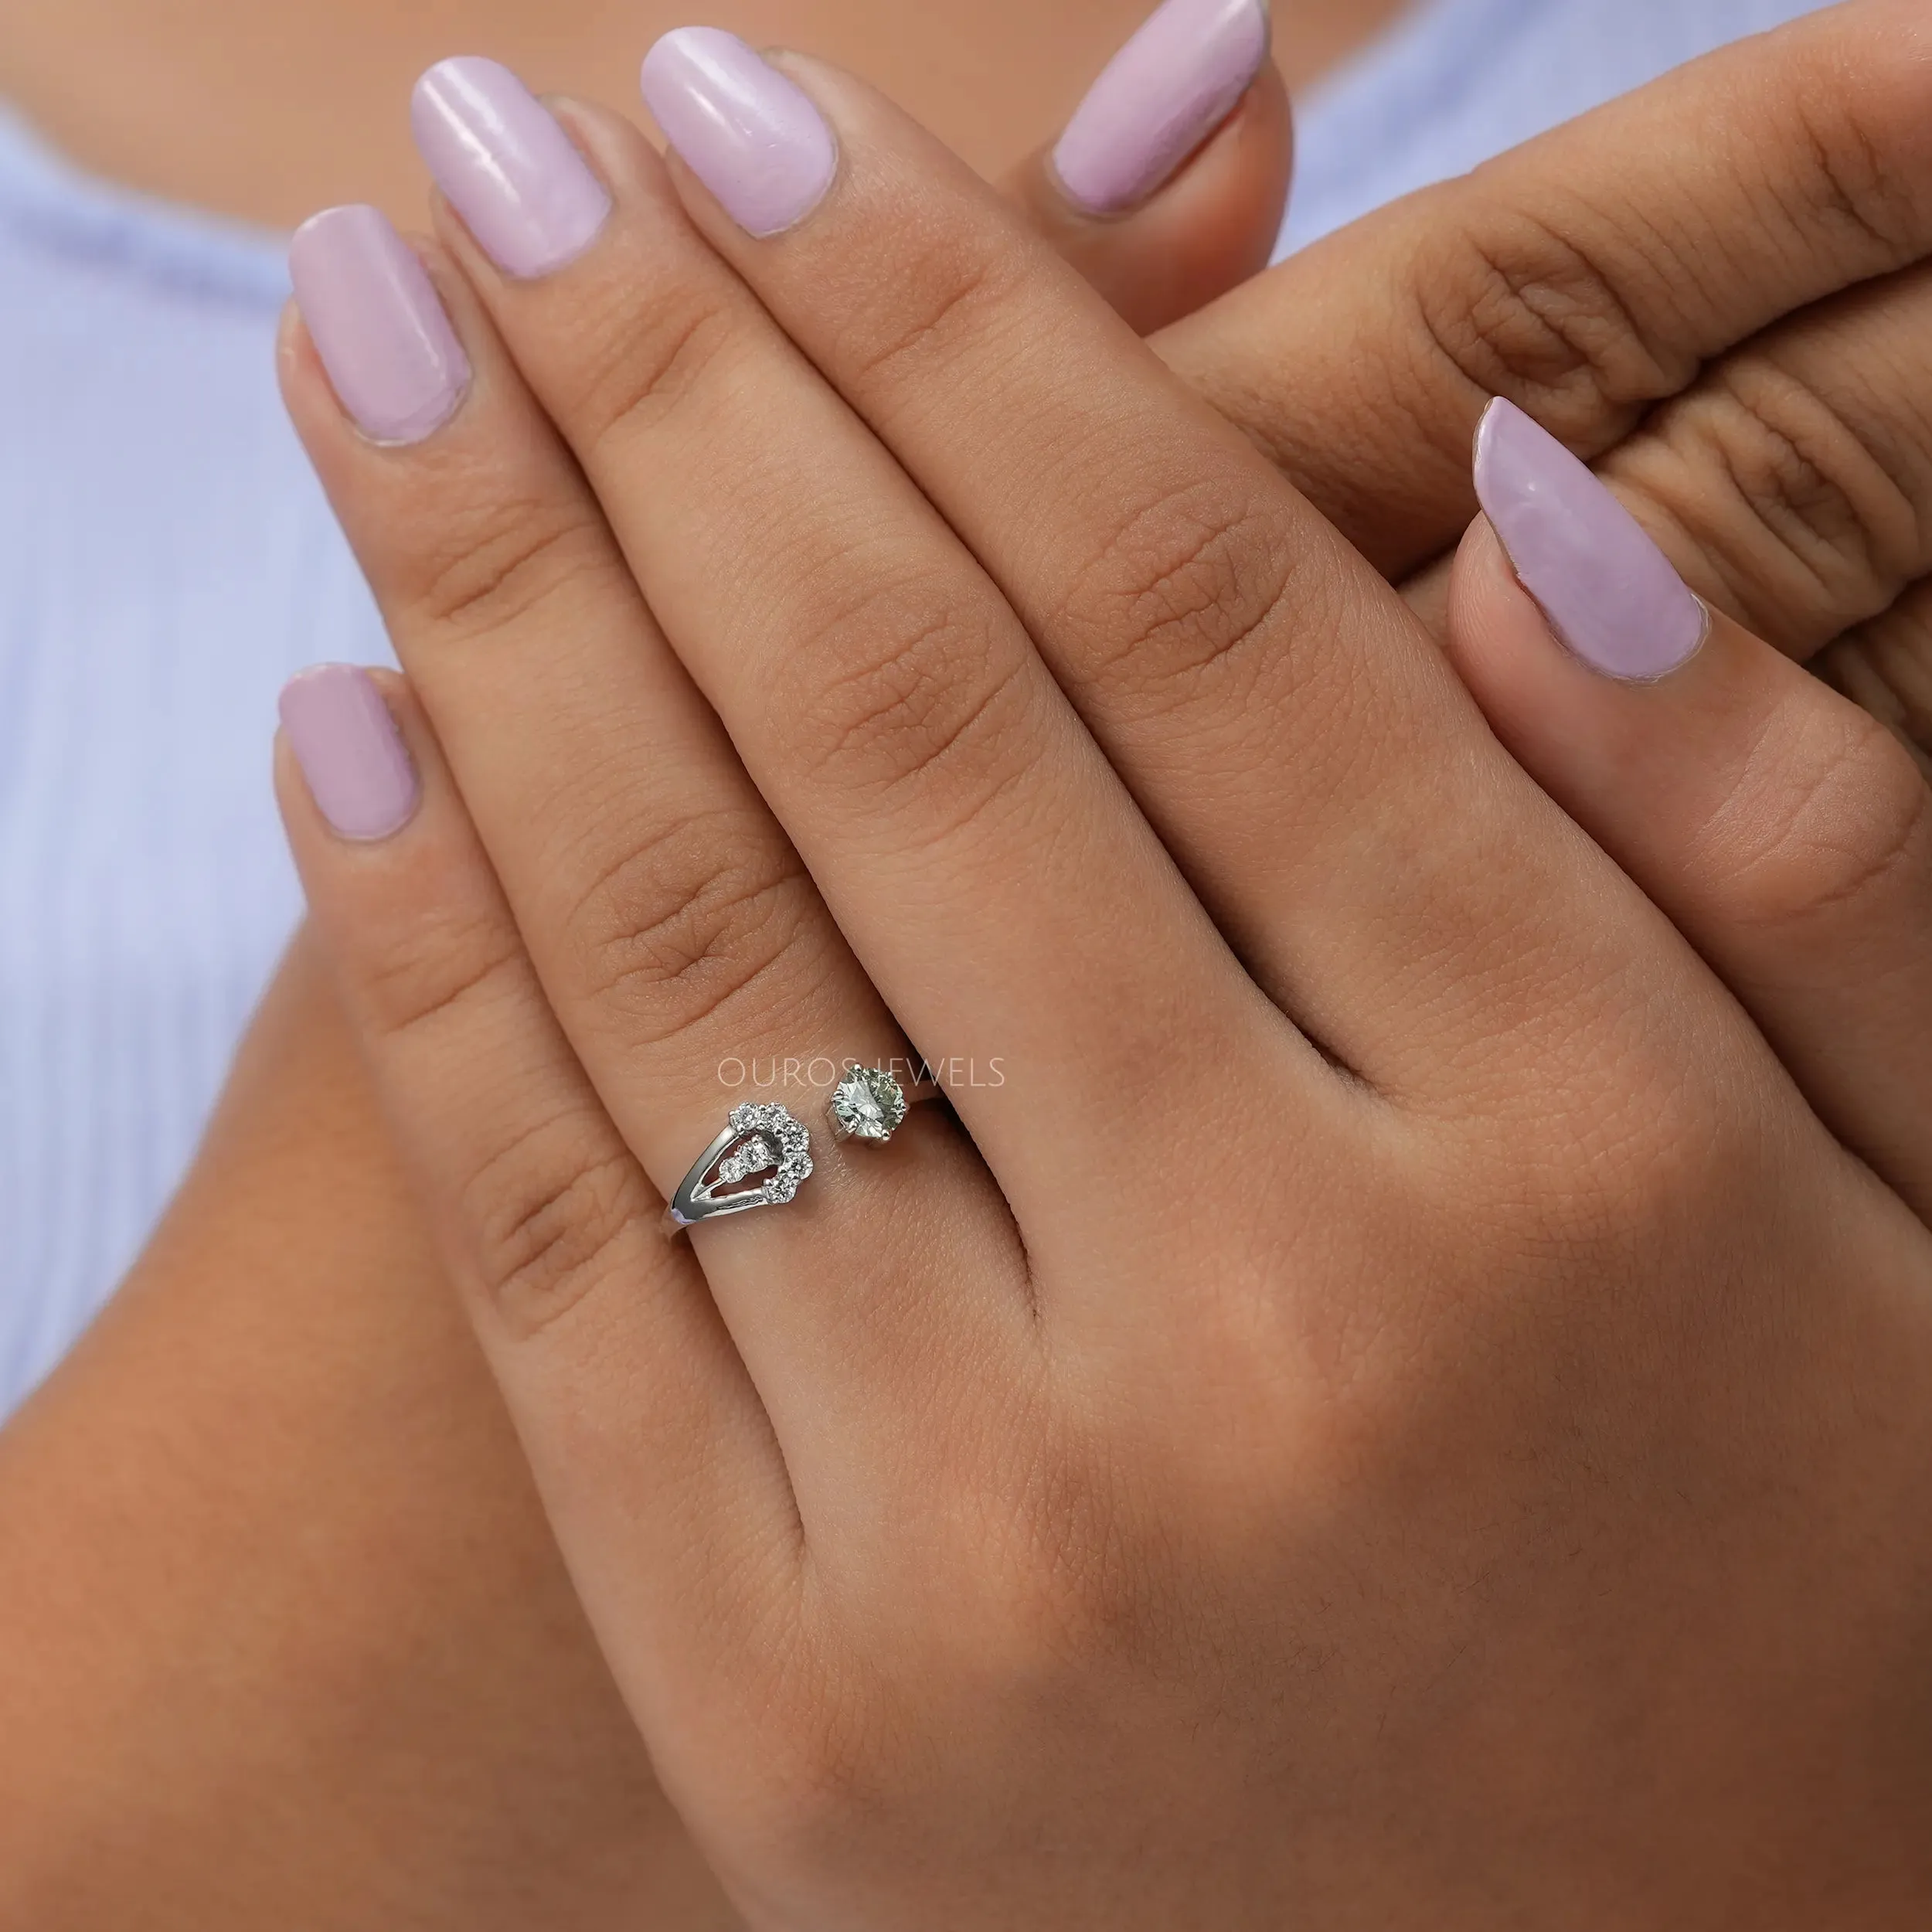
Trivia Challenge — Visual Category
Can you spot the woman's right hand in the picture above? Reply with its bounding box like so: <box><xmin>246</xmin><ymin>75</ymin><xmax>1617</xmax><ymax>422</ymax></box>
<box><xmin>1066</xmin><ymin>0</ymin><xmax>1932</xmax><ymax>768</ymax></box>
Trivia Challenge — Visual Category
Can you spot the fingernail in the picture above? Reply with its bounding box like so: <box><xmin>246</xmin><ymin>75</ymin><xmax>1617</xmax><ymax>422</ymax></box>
<box><xmin>1473</xmin><ymin>399</ymin><xmax>1708</xmax><ymax>682</ymax></box>
<box><xmin>1052</xmin><ymin>0</ymin><xmax>1270</xmax><ymax>216</ymax></box>
<box><xmin>639</xmin><ymin>28</ymin><xmax>837</xmax><ymax>238</ymax></box>
<box><xmin>412</xmin><ymin>56</ymin><xmax>611</xmax><ymax>277</ymax></box>
<box><xmin>288</xmin><ymin>206</ymin><xmax>471</xmax><ymax>444</ymax></box>
<box><xmin>279</xmin><ymin>665</ymin><xmax>421</xmax><ymax>840</ymax></box>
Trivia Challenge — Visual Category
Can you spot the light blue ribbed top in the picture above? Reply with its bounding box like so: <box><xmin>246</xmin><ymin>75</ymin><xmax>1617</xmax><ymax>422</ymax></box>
<box><xmin>0</xmin><ymin>0</ymin><xmax>1831</xmax><ymax>1415</ymax></box>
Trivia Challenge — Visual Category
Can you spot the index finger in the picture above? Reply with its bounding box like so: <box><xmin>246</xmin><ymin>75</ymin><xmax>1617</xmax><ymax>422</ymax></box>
<box><xmin>1155</xmin><ymin>0</ymin><xmax>1932</xmax><ymax>575</ymax></box>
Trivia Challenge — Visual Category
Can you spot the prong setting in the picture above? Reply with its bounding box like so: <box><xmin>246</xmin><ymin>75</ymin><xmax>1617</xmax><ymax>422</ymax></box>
<box><xmin>829</xmin><ymin>1065</ymin><xmax>908</xmax><ymax>1143</ymax></box>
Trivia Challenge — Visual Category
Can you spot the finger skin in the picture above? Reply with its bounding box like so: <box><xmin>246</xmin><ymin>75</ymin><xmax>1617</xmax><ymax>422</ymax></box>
<box><xmin>1005</xmin><ymin>58</ymin><xmax>1291</xmax><ymax>335</ymax></box>
<box><xmin>287</xmin><ymin>66</ymin><xmax>1932</xmax><ymax>1932</ymax></box>
<box><xmin>1401</xmin><ymin>258</ymin><xmax>1932</xmax><ymax>672</ymax></box>
<box><xmin>1155</xmin><ymin>0</ymin><xmax>1932</xmax><ymax>577</ymax></box>
<box><xmin>418</xmin><ymin>96</ymin><xmax>1285</xmax><ymax>1239</ymax></box>
<box><xmin>1596</xmin><ymin>264</ymin><xmax>1932</xmax><ymax>664</ymax></box>
<box><xmin>279</xmin><ymin>214</ymin><xmax>1030</xmax><ymax>1491</ymax></box>
<box><xmin>274</xmin><ymin>668</ymin><xmax>799</xmax><ymax>1716</ymax></box>
<box><xmin>1820</xmin><ymin>583</ymin><xmax>1932</xmax><ymax>781</ymax></box>
<box><xmin>645</xmin><ymin>51</ymin><xmax>1697</xmax><ymax>1116</ymax></box>
<box><xmin>1447</xmin><ymin>516</ymin><xmax>1932</xmax><ymax>1219</ymax></box>
<box><xmin>0</xmin><ymin>932</ymin><xmax>743</xmax><ymax>1930</ymax></box>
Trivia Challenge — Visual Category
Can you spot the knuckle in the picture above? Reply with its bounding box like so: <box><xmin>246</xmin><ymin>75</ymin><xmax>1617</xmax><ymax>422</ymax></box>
<box><xmin>1782</xmin><ymin>88</ymin><xmax>1920</xmax><ymax>266</ymax></box>
<box><xmin>1698</xmin><ymin>700</ymin><xmax>1932</xmax><ymax>933</ymax></box>
<box><xmin>1407</xmin><ymin>197</ymin><xmax>1685</xmax><ymax>428</ymax></box>
<box><xmin>407</xmin><ymin>488</ymin><xmax>623</xmax><ymax>641</ymax></box>
<box><xmin>1637</xmin><ymin>357</ymin><xmax>1920</xmax><ymax>641</ymax></box>
<box><xmin>781</xmin><ymin>570</ymin><xmax>1041</xmax><ymax>821</ymax></box>
<box><xmin>1446</xmin><ymin>1066</ymin><xmax>1750</xmax><ymax>1304</ymax></box>
<box><xmin>1049</xmin><ymin>473</ymin><xmax>1301</xmax><ymax>714</ymax></box>
<box><xmin>458</xmin><ymin>1114</ymin><xmax>652</xmax><ymax>1334</ymax></box>
<box><xmin>563</xmin><ymin>809</ymin><xmax>824</xmax><ymax>1043</ymax></box>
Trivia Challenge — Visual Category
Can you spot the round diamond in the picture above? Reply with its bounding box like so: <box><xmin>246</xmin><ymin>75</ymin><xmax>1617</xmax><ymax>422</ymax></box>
<box><xmin>830</xmin><ymin>1066</ymin><xmax>907</xmax><ymax>1142</ymax></box>
<box><xmin>721</xmin><ymin>1101</ymin><xmax>812</xmax><ymax>1205</ymax></box>
<box><xmin>715</xmin><ymin>1134</ymin><xmax>776</xmax><ymax>1185</ymax></box>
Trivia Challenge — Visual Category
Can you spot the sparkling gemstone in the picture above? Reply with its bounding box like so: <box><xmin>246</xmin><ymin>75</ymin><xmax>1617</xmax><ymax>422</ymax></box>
<box><xmin>830</xmin><ymin>1065</ymin><xmax>907</xmax><ymax>1141</ymax></box>
<box><xmin>717</xmin><ymin>1101</ymin><xmax>812</xmax><ymax>1204</ymax></box>
<box><xmin>716</xmin><ymin>1134</ymin><xmax>776</xmax><ymax>1185</ymax></box>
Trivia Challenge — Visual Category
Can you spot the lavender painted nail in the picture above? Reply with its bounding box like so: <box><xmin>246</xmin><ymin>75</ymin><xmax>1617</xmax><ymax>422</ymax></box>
<box><xmin>1053</xmin><ymin>0</ymin><xmax>1270</xmax><ymax>216</ymax></box>
<box><xmin>279</xmin><ymin>665</ymin><xmax>420</xmax><ymax>841</ymax></box>
<box><xmin>640</xmin><ymin>28</ymin><xmax>837</xmax><ymax>238</ymax></box>
<box><xmin>1473</xmin><ymin>399</ymin><xmax>1708</xmax><ymax>682</ymax></box>
<box><xmin>412</xmin><ymin>56</ymin><xmax>611</xmax><ymax>278</ymax></box>
<box><xmin>289</xmin><ymin>206</ymin><xmax>471</xmax><ymax>444</ymax></box>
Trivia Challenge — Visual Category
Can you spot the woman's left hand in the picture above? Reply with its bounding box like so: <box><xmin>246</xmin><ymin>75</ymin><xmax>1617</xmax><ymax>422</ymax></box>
<box><xmin>277</xmin><ymin>41</ymin><xmax>1932</xmax><ymax>1928</ymax></box>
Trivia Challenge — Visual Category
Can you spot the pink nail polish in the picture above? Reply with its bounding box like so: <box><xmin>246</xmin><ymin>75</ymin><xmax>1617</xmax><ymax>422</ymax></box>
<box><xmin>288</xmin><ymin>206</ymin><xmax>471</xmax><ymax>445</ymax></box>
<box><xmin>412</xmin><ymin>56</ymin><xmax>611</xmax><ymax>278</ymax></box>
<box><xmin>1053</xmin><ymin>0</ymin><xmax>1270</xmax><ymax>216</ymax></box>
<box><xmin>639</xmin><ymin>28</ymin><xmax>837</xmax><ymax>238</ymax></box>
<box><xmin>1473</xmin><ymin>400</ymin><xmax>1709</xmax><ymax>682</ymax></box>
<box><xmin>279</xmin><ymin>665</ymin><xmax>421</xmax><ymax>840</ymax></box>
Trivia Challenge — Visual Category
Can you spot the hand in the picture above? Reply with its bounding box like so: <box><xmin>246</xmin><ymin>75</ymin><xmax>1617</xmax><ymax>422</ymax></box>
<box><xmin>1012</xmin><ymin>0</ymin><xmax>1932</xmax><ymax>766</ymax></box>
<box><xmin>0</xmin><ymin>935</ymin><xmax>743</xmax><ymax>1930</ymax></box>
<box><xmin>26</xmin><ymin>8</ymin><xmax>1932</xmax><ymax>1918</ymax></box>
<box><xmin>276</xmin><ymin>32</ymin><xmax>1932</xmax><ymax>1927</ymax></box>
<box><xmin>1136</xmin><ymin>0</ymin><xmax>1932</xmax><ymax>767</ymax></box>
<box><xmin>0</xmin><ymin>23</ymin><xmax>1297</xmax><ymax>1928</ymax></box>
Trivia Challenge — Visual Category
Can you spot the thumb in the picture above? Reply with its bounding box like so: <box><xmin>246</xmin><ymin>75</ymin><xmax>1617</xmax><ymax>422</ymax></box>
<box><xmin>1003</xmin><ymin>0</ymin><xmax>1291</xmax><ymax>335</ymax></box>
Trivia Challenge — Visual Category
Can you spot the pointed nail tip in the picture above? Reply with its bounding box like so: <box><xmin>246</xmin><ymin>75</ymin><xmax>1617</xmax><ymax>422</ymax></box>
<box><xmin>1468</xmin><ymin>394</ymin><xmax>1704</xmax><ymax>682</ymax></box>
<box><xmin>1470</xmin><ymin>398</ymin><xmax>1515</xmax><ymax>522</ymax></box>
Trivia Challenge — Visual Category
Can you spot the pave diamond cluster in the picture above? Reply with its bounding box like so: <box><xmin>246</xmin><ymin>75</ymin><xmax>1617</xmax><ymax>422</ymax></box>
<box><xmin>716</xmin><ymin>1102</ymin><xmax>813</xmax><ymax>1206</ymax></box>
<box><xmin>829</xmin><ymin>1065</ymin><xmax>908</xmax><ymax>1142</ymax></box>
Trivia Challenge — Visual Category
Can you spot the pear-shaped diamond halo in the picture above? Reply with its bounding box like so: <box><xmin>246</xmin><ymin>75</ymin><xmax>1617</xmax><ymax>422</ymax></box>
<box><xmin>666</xmin><ymin>1101</ymin><xmax>814</xmax><ymax>1231</ymax></box>
<box><xmin>829</xmin><ymin>1064</ymin><xmax>909</xmax><ymax>1144</ymax></box>
<box><xmin>723</xmin><ymin>1102</ymin><xmax>812</xmax><ymax>1205</ymax></box>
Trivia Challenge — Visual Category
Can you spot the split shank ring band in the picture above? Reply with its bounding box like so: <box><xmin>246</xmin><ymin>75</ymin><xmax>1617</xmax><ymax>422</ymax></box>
<box><xmin>667</xmin><ymin>1102</ymin><xmax>814</xmax><ymax>1230</ymax></box>
<box><xmin>664</xmin><ymin>1067</ymin><xmax>914</xmax><ymax>1234</ymax></box>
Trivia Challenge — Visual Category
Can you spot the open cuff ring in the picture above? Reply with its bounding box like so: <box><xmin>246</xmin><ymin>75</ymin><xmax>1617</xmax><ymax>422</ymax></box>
<box><xmin>665</xmin><ymin>1067</ymin><xmax>915</xmax><ymax>1235</ymax></box>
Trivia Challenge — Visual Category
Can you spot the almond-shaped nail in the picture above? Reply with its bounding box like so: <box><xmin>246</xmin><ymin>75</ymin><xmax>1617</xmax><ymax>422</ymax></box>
<box><xmin>412</xmin><ymin>56</ymin><xmax>611</xmax><ymax>278</ymax></box>
<box><xmin>289</xmin><ymin>206</ymin><xmax>471</xmax><ymax>444</ymax></box>
<box><xmin>279</xmin><ymin>665</ymin><xmax>420</xmax><ymax>840</ymax></box>
<box><xmin>639</xmin><ymin>28</ymin><xmax>837</xmax><ymax>238</ymax></box>
<box><xmin>1473</xmin><ymin>398</ymin><xmax>1708</xmax><ymax>682</ymax></box>
<box><xmin>1053</xmin><ymin>0</ymin><xmax>1270</xmax><ymax>216</ymax></box>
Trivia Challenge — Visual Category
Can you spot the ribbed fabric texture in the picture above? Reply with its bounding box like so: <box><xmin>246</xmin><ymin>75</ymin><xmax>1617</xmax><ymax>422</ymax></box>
<box><xmin>0</xmin><ymin>0</ymin><xmax>1832</xmax><ymax>1417</ymax></box>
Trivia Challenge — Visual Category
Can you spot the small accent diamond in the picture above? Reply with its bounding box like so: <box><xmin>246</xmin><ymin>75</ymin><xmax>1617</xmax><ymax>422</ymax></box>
<box><xmin>829</xmin><ymin>1065</ymin><xmax>908</xmax><ymax>1142</ymax></box>
<box><xmin>715</xmin><ymin>1135</ymin><xmax>776</xmax><ymax>1185</ymax></box>
<box><xmin>724</xmin><ymin>1102</ymin><xmax>812</xmax><ymax>1203</ymax></box>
